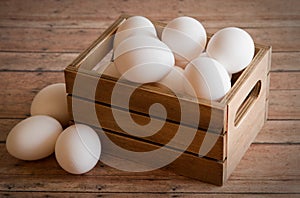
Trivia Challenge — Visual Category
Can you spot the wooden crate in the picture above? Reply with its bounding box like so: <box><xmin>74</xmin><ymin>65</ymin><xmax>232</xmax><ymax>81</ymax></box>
<box><xmin>64</xmin><ymin>15</ymin><xmax>271</xmax><ymax>185</ymax></box>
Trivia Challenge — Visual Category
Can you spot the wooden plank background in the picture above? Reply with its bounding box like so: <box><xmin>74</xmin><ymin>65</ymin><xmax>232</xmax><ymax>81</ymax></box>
<box><xmin>0</xmin><ymin>0</ymin><xmax>299</xmax><ymax>197</ymax></box>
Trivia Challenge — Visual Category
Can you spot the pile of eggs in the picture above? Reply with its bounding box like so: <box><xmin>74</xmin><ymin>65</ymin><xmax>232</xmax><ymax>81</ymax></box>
<box><xmin>6</xmin><ymin>83</ymin><xmax>101</xmax><ymax>174</ymax></box>
<box><xmin>113</xmin><ymin>16</ymin><xmax>255</xmax><ymax>101</ymax></box>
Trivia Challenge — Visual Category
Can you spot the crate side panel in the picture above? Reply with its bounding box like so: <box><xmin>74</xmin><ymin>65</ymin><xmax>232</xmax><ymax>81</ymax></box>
<box><xmin>226</xmin><ymin>48</ymin><xmax>271</xmax><ymax>179</ymax></box>
<box><xmin>68</xmin><ymin>96</ymin><xmax>226</xmax><ymax>161</ymax></box>
<box><xmin>94</xmin><ymin>127</ymin><xmax>224</xmax><ymax>186</ymax></box>
<box><xmin>65</xmin><ymin>69</ymin><xmax>225</xmax><ymax>133</ymax></box>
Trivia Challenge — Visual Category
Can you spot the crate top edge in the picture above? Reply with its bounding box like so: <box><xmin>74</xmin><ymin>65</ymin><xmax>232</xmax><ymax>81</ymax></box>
<box><xmin>68</xmin><ymin>15</ymin><xmax>128</xmax><ymax>68</ymax></box>
<box><xmin>220</xmin><ymin>45</ymin><xmax>271</xmax><ymax>104</ymax></box>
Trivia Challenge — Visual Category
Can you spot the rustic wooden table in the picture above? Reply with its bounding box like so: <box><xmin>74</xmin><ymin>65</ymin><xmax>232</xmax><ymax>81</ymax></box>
<box><xmin>0</xmin><ymin>0</ymin><xmax>299</xmax><ymax>197</ymax></box>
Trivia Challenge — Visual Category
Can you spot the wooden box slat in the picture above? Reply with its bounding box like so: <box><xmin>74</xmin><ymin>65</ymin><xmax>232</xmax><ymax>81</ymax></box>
<box><xmin>226</xmin><ymin>46</ymin><xmax>271</xmax><ymax>178</ymax></box>
<box><xmin>68</xmin><ymin>96</ymin><xmax>226</xmax><ymax>161</ymax></box>
<box><xmin>65</xmin><ymin>69</ymin><xmax>225</xmax><ymax>134</ymax></box>
<box><xmin>96</xmin><ymin>127</ymin><xmax>225</xmax><ymax>186</ymax></box>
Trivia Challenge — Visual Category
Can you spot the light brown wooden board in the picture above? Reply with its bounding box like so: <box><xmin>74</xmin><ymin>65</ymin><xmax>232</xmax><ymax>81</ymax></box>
<box><xmin>269</xmin><ymin>90</ymin><xmax>300</xmax><ymax>119</ymax></box>
<box><xmin>1</xmin><ymin>15</ymin><xmax>298</xmax><ymax>29</ymax></box>
<box><xmin>0</xmin><ymin>52</ymin><xmax>78</xmax><ymax>71</ymax></box>
<box><xmin>0</xmin><ymin>144</ymin><xmax>299</xmax><ymax>181</ymax></box>
<box><xmin>271</xmin><ymin>52</ymin><xmax>300</xmax><ymax>72</ymax></box>
<box><xmin>0</xmin><ymin>145</ymin><xmax>300</xmax><ymax>193</ymax></box>
<box><xmin>270</xmin><ymin>72</ymin><xmax>300</xmax><ymax>90</ymax></box>
<box><xmin>2</xmin><ymin>18</ymin><xmax>298</xmax><ymax>29</ymax></box>
<box><xmin>0</xmin><ymin>72</ymin><xmax>64</xmax><ymax>118</ymax></box>
<box><xmin>0</xmin><ymin>144</ymin><xmax>299</xmax><ymax>192</ymax></box>
<box><xmin>0</xmin><ymin>52</ymin><xmax>298</xmax><ymax>72</ymax></box>
<box><xmin>0</xmin><ymin>0</ymin><xmax>299</xmax><ymax>28</ymax></box>
<box><xmin>0</xmin><ymin>27</ymin><xmax>299</xmax><ymax>52</ymax></box>
<box><xmin>0</xmin><ymin>28</ymin><xmax>105</xmax><ymax>53</ymax></box>
<box><xmin>255</xmin><ymin>120</ymin><xmax>300</xmax><ymax>143</ymax></box>
<box><xmin>2</xmin><ymin>0</ymin><xmax>298</xmax><ymax>18</ymax></box>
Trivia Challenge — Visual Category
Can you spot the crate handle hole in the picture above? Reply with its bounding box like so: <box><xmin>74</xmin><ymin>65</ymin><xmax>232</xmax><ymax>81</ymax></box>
<box><xmin>234</xmin><ymin>80</ymin><xmax>262</xmax><ymax>127</ymax></box>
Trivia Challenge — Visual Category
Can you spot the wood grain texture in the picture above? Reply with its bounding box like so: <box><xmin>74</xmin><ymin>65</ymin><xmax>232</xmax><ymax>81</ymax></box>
<box><xmin>226</xmin><ymin>50</ymin><xmax>269</xmax><ymax>179</ymax></box>
<box><xmin>1</xmin><ymin>144</ymin><xmax>299</xmax><ymax>181</ymax></box>
<box><xmin>0</xmin><ymin>52</ymin><xmax>78</xmax><ymax>71</ymax></box>
<box><xmin>270</xmin><ymin>72</ymin><xmax>300</xmax><ymax>90</ymax></box>
<box><xmin>268</xmin><ymin>90</ymin><xmax>300</xmax><ymax>119</ymax></box>
<box><xmin>0</xmin><ymin>193</ymin><xmax>299</xmax><ymax>198</ymax></box>
<box><xmin>1</xmin><ymin>175</ymin><xmax>299</xmax><ymax>193</ymax></box>
<box><xmin>0</xmin><ymin>144</ymin><xmax>299</xmax><ymax>193</ymax></box>
<box><xmin>0</xmin><ymin>27</ymin><xmax>299</xmax><ymax>52</ymax></box>
<box><xmin>271</xmin><ymin>52</ymin><xmax>300</xmax><ymax>72</ymax></box>
<box><xmin>3</xmin><ymin>0</ymin><xmax>298</xmax><ymax>18</ymax></box>
<box><xmin>230</xmin><ymin>144</ymin><xmax>300</xmax><ymax>180</ymax></box>
<box><xmin>0</xmin><ymin>0</ymin><xmax>299</xmax><ymax>195</ymax></box>
<box><xmin>0</xmin><ymin>28</ymin><xmax>104</xmax><ymax>53</ymax></box>
<box><xmin>0</xmin><ymin>52</ymin><xmax>298</xmax><ymax>72</ymax></box>
<box><xmin>0</xmin><ymin>72</ymin><xmax>64</xmax><ymax>118</ymax></box>
<box><xmin>0</xmin><ymin>0</ymin><xmax>299</xmax><ymax>28</ymax></box>
<box><xmin>255</xmin><ymin>120</ymin><xmax>300</xmax><ymax>144</ymax></box>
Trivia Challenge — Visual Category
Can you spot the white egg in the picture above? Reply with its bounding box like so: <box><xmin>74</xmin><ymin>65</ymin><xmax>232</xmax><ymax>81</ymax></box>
<box><xmin>31</xmin><ymin>83</ymin><xmax>70</xmax><ymax>127</ymax></box>
<box><xmin>161</xmin><ymin>16</ymin><xmax>207</xmax><ymax>68</ymax></box>
<box><xmin>198</xmin><ymin>52</ymin><xmax>232</xmax><ymax>79</ymax></box>
<box><xmin>113</xmin><ymin>16</ymin><xmax>157</xmax><ymax>49</ymax></box>
<box><xmin>6</xmin><ymin>115</ymin><xmax>63</xmax><ymax>160</ymax></box>
<box><xmin>96</xmin><ymin>62</ymin><xmax>121</xmax><ymax>79</ymax></box>
<box><xmin>114</xmin><ymin>35</ymin><xmax>174</xmax><ymax>83</ymax></box>
<box><xmin>207</xmin><ymin>27</ymin><xmax>255</xmax><ymax>74</ymax></box>
<box><xmin>159</xmin><ymin>66</ymin><xmax>185</xmax><ymax>94</ymax></box>
<box><xmin>184</xmin><ymin>57</ymin><xmax>231</xmax><ymax>101</ymax></box>
<box><xmin>55</xmin><ymin>124</ymin><xmax>101</xmax><ymax>174</ymax></box>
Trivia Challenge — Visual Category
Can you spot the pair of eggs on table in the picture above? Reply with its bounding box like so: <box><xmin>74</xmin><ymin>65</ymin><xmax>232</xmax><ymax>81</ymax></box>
<box><xmin>113</xmin><ymin>16</ymin><xmax>255</xmax><ymax>101</ymax></box>
<box><xmin>6</xmin><ymin>83</ymin><xmax>101</xmax><ymax>174</ymax></box>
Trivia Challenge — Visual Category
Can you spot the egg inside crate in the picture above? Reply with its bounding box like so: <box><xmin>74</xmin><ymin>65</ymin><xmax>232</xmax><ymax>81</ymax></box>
<box><xmin>198</xmin><ymin>52</ymin><xmax>232</xmax><ymax>79</ymax></box>
<box><xmin>6</xmin><ymin>115</ymin><xmax>63</xmax><ymax>161</ymax></box>
<box><xmin>113</xmin><ymin>16</ymin><xmax>157</xmax><ymax>50</ymax></box>
<box><xmin>159</xmin><ymin>66</ymin><xmax>185</xmax><ymax>94</ymax></box>
<box><xmin>161</xmin><ymin>16</ymin><xmax>207</xmax><ymax>69</ymax></box>
<box><xmin>95</xmin><ymin>61</ymin><xmax>121</xmax><ymax>79</ymax></box>
<box><xmin>114</xmin><ymin>35</ymin><xmax>175</xmax><ymax>84</ymax></box>
<box><xmin>31</xmin><ymin>83</ymin><xmax>70</xmax><ymax>127</ymax></box>
<box><xmin>184</xmin><ymin>57</ymin><xmax>231</xmax><ymax>101</ymax></box>
<box><xmin>55</xmin><ymin>124</ymin><xmax>101</xmax><ymax>174</ymax></box>
<box><xmin>207</xmin><ymin>27</ymin><xmax>255</xmax><ymax>74</ymax></box>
